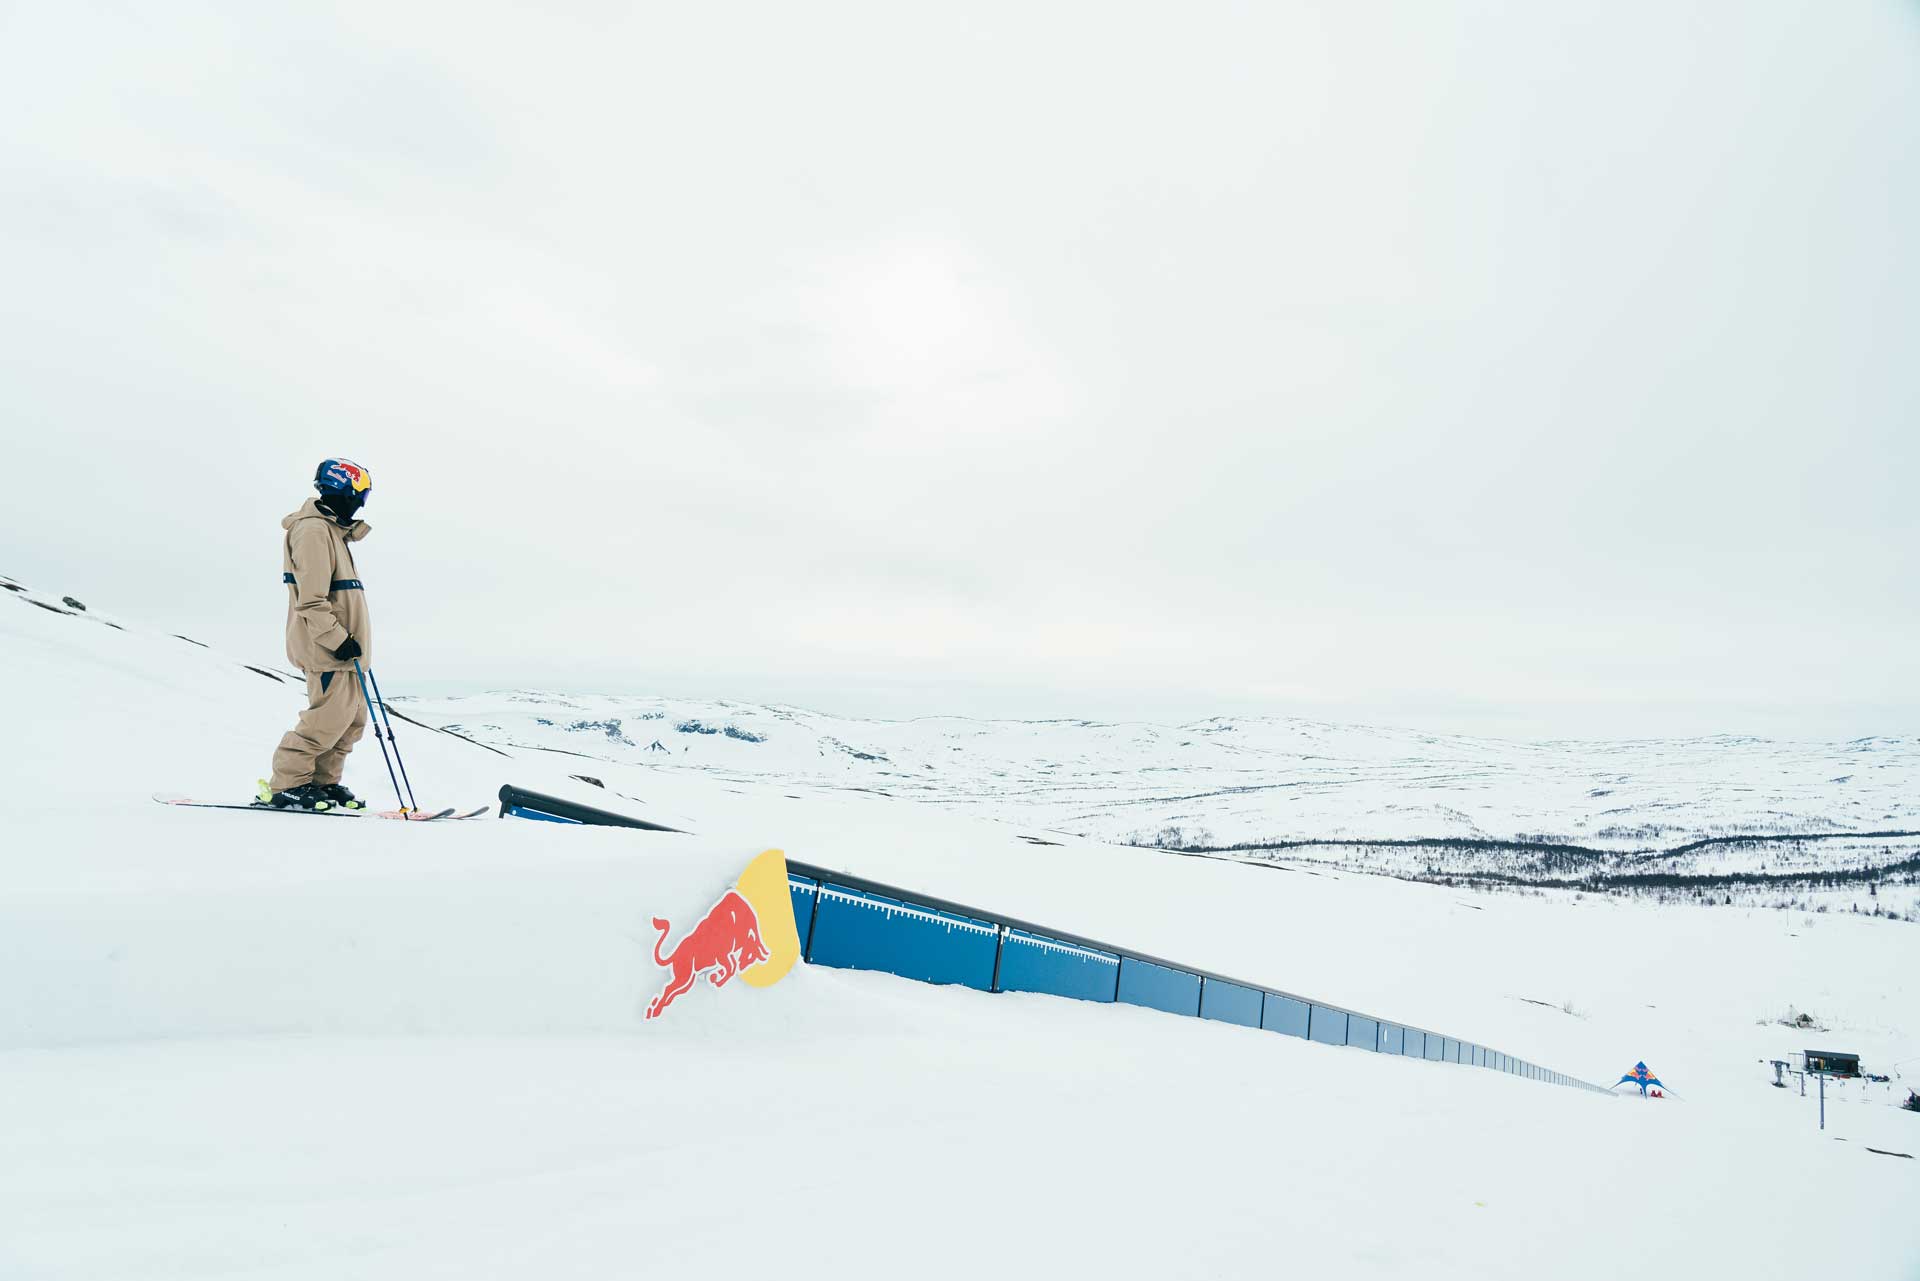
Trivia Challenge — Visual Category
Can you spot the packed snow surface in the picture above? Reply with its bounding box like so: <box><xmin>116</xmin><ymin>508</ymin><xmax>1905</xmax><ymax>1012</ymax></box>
<box><xmin>3</xmin><ymin>579</ymin><xmax>1915</xmax><ymax>1278</ymax></box>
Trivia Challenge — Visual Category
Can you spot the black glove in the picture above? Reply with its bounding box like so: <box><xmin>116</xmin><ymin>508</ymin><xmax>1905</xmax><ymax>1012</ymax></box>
<box><xmin>332</xmin><ymin>636</ymin><xmax>363</xmax><ymax>661</ymax></box>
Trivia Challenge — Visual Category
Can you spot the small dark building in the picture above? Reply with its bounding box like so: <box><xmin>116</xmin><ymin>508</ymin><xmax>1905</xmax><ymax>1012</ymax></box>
<box><xmin>1803</xmin><ymin>1049</ymin><xmax>1861</xmax><ymax>1078</ymax></box>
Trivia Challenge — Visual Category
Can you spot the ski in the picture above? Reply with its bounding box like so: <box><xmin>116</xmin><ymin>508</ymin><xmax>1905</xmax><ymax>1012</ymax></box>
<box><xmin>154</xmin><ymin>796</ymin><xmax>487</xmax><ymax>821</ymax></box>
<box><xmin>155</xmin><ymin>796</ymin><xmax>358</xmax><ymax>817</ymax></box>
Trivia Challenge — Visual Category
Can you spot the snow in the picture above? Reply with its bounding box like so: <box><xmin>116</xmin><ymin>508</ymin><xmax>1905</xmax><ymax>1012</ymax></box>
<box><xmin>398</xmin><ymin>690</ymin><xmax>1920</xmax><ymax>852</ymax></box>
<box><xmin>3</xmin><ymin>577</ymin><xmax>1916</xmax><ymax>1278</ymax></box>
<box><xmin>6</xmin><ymin>988</ymin><xmax>1914</xmax><ymax>1281</ymax></box>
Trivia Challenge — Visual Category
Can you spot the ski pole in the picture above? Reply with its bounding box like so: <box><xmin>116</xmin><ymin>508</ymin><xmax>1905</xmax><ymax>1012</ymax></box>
<box><xmin>352</xmin><ymin>658</ymin><xmax>407</xmax><ymax>811</ymax></box>
<box><xmin>363</xmin><ymin>665</ymin><xmax>421</xmax><ymax>814</ymax></box>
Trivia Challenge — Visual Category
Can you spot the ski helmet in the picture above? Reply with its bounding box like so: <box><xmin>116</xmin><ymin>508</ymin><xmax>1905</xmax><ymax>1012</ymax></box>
<box><xmin>314</xmin><ymin>457</ymin><xmax>372</xmax><ymax>499</ymax></box>
<box><xmin>313</xmin><ymin>457</ymin><xmax>372</xmax><ymax>523</ymax></box>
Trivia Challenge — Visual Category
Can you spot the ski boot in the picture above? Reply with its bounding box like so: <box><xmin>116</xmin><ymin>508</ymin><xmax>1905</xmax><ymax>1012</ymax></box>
<box><xmin>316</xmin><ymin>783</ymin><xmax>365</xmax><ymax>811</ymax></box>
<box><xmin>255</xmin><ymin>780</ymin><xmax>333</xmax><ymax>811</ymax></box>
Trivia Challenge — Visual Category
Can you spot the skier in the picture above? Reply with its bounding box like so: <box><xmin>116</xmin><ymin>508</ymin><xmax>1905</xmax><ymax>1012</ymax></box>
<box><xmin>260</xmin><ymin>458</ymin><xmax>375</xmax><ymax>810</ymax></box>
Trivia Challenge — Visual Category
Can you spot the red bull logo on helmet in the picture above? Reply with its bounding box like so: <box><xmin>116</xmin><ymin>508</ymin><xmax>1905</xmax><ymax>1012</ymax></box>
<box><xmin>319</xmin><ymin>458</ymin><xmax>372</xmax><ymax>495</ymax></box>
<box><xmin>644</xmin><ymin>849</ymin><xmax>802</xmax><ymax>1021</ymax></box>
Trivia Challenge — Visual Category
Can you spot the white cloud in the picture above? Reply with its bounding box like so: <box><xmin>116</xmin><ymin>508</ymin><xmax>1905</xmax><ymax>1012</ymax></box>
<box><xmin>3</xmin><ymin>0</ymin><xmax>1915</xmax><ymax>736</ymax></box>
<box><xmin>805</xmin><ymin>240</ymin><xmax>1076</xmax><ymax>435</ymax></box>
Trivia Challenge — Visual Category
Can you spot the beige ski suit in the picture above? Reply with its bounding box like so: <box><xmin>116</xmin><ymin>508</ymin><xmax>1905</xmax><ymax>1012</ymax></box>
<box><xmin>269</xmin><ymin>501</ymin><xmax>374</xmax><ymax>791</ymax></box>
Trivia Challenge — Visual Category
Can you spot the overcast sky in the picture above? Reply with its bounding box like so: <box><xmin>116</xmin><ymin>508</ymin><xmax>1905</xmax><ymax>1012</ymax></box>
<box><xmin>4</xmin><ymin>1</ymin><xmax>1915</xmax><ymax>738</ymax></box>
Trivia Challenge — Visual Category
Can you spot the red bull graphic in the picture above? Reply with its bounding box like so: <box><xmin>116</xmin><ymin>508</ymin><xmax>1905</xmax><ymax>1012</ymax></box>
<box><xmin>643</xmin><ymin>849</ymin><xmax>802</xmax><ymax>1021</ymax></box>
<box><xmin>1612</xmin><ymin>1060</ymin><xmax>1667</xmax><ymax>1096</ymax></box>
<box><xmin>646</xmin><ymin>890</ymin><xmax>770</xmax><ymax>1019</ymax></box>
<box><xmin>319</xmin><ymin>458</ymin><xmax>372</xmax><ymax>495</ymax></box>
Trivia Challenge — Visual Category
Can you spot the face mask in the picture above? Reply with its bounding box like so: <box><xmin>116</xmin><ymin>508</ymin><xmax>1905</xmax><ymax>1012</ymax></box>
<box><xmin>319</xmin><ymin>491</ymin><xmax>366</xmax><ymax>523</ymax></box>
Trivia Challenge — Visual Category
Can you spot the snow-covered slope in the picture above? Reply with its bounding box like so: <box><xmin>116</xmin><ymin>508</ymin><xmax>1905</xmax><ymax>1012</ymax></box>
<box><xmin>3</xmin><ymin>577</ymin><xmax>1915</xmax><ymax>1279</ymax></box>
<box><xmin>403</xmin><ymin>691</ymin><xmax>1920</xmax><ymax>850</ymax></box>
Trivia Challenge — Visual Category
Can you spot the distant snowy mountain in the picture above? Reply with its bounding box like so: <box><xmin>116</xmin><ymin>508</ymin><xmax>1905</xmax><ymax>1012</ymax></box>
<box><xmin>400</xmin><ymin>691</ymin><xmax>1918</xmax><ymax>846</ymax></box>
<box><xmin>398</xmin><ymin>691</ymin><xmax>1920</xmax><ymax>916</ymax></box>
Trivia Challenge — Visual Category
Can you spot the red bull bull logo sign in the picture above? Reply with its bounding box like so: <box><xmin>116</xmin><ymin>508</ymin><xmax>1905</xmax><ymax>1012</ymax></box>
<box><xmin>644</xmin><ymin>849</ymin><xmax>801</xmax><ymax>1021</ymax></box>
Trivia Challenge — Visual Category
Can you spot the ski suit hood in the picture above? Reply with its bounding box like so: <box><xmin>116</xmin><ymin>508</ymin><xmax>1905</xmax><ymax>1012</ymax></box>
<box><xmin>282</xmin><ymin>499</ymin><xmax>373</xmax><ymax>673</ymax></box>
